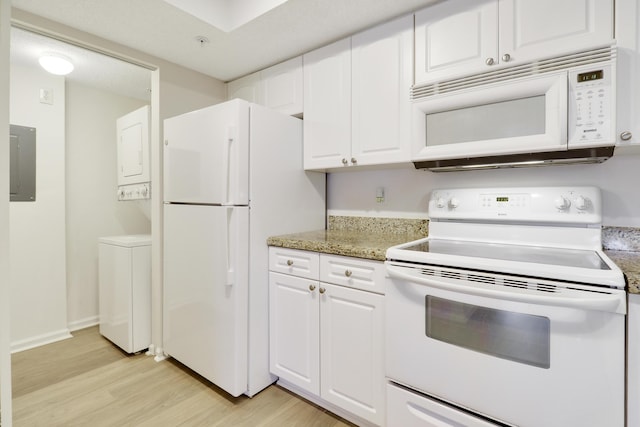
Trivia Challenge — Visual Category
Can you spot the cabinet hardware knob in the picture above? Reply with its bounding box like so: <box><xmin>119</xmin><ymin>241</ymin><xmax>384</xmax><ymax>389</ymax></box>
<box><xmin>342</xmin><ymin>158</ymin><xmax>348</xmax><ymax>165</ymax></box>
<box><xmin>344</xmin><ymin>270</ymin><xmax>352</xmax><ymax>277</ymax></box>
<box><xmin>502</xmin><ymin>53</ymin><xmax>511</xmax><ymax>62</ymax></box>
<box><xmin>309</xmin><ymin>284</ymin><xmax>316</xmax><ymax>291</ymax></box>
<box><xmin>621</xmin><ymin>131</ymin><xmax>633</xmax><ymax>141</ymax></box>
<box><xmin>286</xmin><ymin>259</ymin><xmax>294</xmax><ymax>266</ymax></box>
<box><xmin>319</xmin><ymin>287</ymin><xmax>326</xmax><ymax>294</ymax></box>
<box><xmin>485</xmin><ymin>57</ymin><xmax>495</xmax><ymax>66</ymax></box>
<box><xmin>351</xmin><ymin>157</ymin><xmax>357</xmax><ymax>165</ymax></box>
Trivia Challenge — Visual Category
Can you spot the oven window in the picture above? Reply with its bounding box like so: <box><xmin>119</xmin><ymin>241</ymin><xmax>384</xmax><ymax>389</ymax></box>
<box><xmin>425</xmin><ymin>296</ymin><xmax>550</xmax><ymax>369</ymax></box>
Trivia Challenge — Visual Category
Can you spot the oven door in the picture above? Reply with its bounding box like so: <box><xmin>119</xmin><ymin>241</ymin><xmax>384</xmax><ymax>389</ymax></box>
<box><xmin>385</xmin><ymin>262</ymin><xmax>625</xmax><ymax>427</ymax></box>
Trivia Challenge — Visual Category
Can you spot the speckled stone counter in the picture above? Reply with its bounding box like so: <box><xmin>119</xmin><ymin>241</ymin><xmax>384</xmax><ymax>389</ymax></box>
<box><xmin>603</xmin><ymin>227</ymin><xmax>640</xmax><ymax>294</ymax></box>
<box><xmin>269</xmin><ymin>219</ymin><xmax>640</xmax><ymax>292</ymax></box>
<box><xmin>267</xmin><ymin>217</ymin><xmax>428</xmax><ymax>261</ymax></box>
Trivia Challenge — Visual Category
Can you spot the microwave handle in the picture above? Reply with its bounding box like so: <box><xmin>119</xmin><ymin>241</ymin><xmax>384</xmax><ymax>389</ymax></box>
<box><xmin>386</xmin><ymin>264</ymin><xmax>623</xmax><ymax>312</ymax></box>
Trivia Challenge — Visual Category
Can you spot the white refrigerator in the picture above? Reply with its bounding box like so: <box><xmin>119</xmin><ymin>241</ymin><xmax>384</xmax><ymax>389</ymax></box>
<box><xmin>163</xmin><ymin>99</ymin><xmax>325</xmax><ymax>397</ymax></box>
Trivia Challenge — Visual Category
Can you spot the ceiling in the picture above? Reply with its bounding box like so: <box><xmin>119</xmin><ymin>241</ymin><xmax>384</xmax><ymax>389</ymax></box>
<box><xmin>10</xmin><ymin>0</ymin><xmax>440</xmax><ymax>86</ymax></box>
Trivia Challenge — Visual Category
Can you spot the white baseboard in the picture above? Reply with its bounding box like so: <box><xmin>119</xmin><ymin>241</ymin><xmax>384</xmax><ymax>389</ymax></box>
<box><xmin>11</xmin><ymin>328</ymin><xmax>73</xmax><ymax>353</ymax></box>
<box><xmin>68</xmin><ymin>316</ymin><xmax>99</xmax><ymax>332</ymax></box>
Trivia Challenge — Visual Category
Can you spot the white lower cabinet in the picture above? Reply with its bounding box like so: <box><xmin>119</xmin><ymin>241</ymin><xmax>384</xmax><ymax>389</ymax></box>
<box><xmin>269</xmin><ymin>248</ymin><xmax>385</xmax><ymax>426</ymax></box>
<box><xmin>628</xmin><ymin>294</ymin><xmax>640</xmax><ymax>427</ymax></box>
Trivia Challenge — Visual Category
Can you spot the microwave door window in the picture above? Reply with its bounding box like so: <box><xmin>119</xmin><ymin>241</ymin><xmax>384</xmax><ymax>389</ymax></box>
<box><xmin>425</xmin><ymin>96</ymin><xmax>546</xmax><ymax>147</ymax></box>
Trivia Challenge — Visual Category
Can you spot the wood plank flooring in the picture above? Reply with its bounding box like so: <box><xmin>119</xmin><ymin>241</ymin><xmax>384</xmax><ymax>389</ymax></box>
<box><xmin>11</xmin><ymin>327</ymin><xmax>354</xmax><ymax>426</ymax></box>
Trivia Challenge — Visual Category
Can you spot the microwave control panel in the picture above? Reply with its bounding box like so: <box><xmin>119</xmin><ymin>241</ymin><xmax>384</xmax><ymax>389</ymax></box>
<box><xmin>568</xmin><ymin>63</ymin><xmax>614</xmax><ymax>147</ymax></box>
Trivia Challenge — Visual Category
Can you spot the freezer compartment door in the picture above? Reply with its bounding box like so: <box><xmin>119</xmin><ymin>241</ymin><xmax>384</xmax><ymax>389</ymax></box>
<box><xmin>163</xmin><ymin>203</ymin><xmax>249</xmax><ymax>396</ymax></box>
<box><xmin>163</xmin><ymin>100</ymin><xmax>249</xmax><ymax>205</ymax></box>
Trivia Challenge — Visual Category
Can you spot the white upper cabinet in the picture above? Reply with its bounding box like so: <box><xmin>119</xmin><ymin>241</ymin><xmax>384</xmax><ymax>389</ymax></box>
<box><xmin>227</xmin><ymin>71</ymin><xmax>262</xmax><ymax>104</ymax></box>
<box><xmin>415</xmin><ymin>1</ymin><xmax>498</xmax><ymax>85</ymax></box>
<box><xmin>304</xmin><ymin>15</ymin><xmax>413</xmax><ymax>170</ymax></box>
<box><xmin>261</xmin><ymin>57</ymin><xmax>303</xmax><ymax>116</ymax></box>
<box><xmin>227</xmin><ymin>57</ymin><xmax>303</xmax><ymax>116</ymax></box>
<box><xmin>303</xmin><ymin>38</ymin><xmax>352</xmax><ymax>170</ymax></box>
<box><xmin>351</xmin><ymin>14</ymin><xmax>413</xmax><ymax>167</ymax></box>
<box><xmin>415</xmin><ymin>0</ymin><xmax>614</xmax><ymax>86</ymax></box>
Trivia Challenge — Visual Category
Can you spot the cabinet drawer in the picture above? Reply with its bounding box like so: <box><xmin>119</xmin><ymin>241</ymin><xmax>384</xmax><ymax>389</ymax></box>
<box><xmin>320</xmin><ymin>254</ymin><xmax>385</xmax><ymax>294</ymax></box>
<box><xmin>269</xmin><ymin>247</ymin><xmax>319</xmax><ymax>279</ymax></box>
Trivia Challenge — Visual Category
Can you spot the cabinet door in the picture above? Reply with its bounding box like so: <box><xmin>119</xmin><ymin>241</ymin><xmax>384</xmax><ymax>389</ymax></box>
<box><xmin>629</xmin><ymin>294</ymin><xmax>640</xmax><ymax>427</ymax></box>
<box><xmin>320</xmin><ymin>283</ymin><xmax>385</xmax><ymax>425</ymax></box>
<box><xmin>415</xmin><ymin>0</ymin><xmax>498</xmax><ymax>85</ymax></box>
<box><xmin>303</xmin><ymin>38</ymin><xmax>352</xmax><ymax>170</ymax></box>
<box><xmin>227</xmin><ymin>71</ymin><xmax>262</xmax><ymax>104</ymax></box>
<box><xmin>261</xmin><ymin>56</ymin><xmax>303</xmax><ymax>116</ymax></box>
<box><xmin>499</xmin><ymin>0</ymin><xmax>613</xmax><ymax>66</ymax></box>
<box><xmin>269</xmin><ymin>272</ymin><xmax>320</xmax><ymax>395</ymax></box>
<box><xmin>351</xmin><ymin>14</ymin><xmax>413</xmax><ymax>166</ymax></box>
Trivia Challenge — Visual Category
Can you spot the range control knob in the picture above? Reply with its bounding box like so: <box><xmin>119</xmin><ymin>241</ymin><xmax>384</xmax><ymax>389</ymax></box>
<box><xmin>449</xmin><ymin>197</ymin><xmax>460</xmax><ymax>209</ymax></box>
<box><xmin>554</xmin><ymin>196</ymin><xmax>571</xmax><ymax>210</ymax></box>
<box><xmin>574</xmin><ymin>196</ymin><xmax>588</xmax><ymax>210</ymax></box>
<box><xmin>436</xmin><ymin>198</ymin><xmax>446</xmax><ymax>209</ymax></box>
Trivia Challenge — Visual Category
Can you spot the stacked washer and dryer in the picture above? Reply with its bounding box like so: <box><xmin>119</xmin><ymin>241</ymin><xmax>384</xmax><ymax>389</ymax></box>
<box><xmin>98</xmin><ymin>106</ymin><xmax>151</xmax><ymax>353</ymax></box>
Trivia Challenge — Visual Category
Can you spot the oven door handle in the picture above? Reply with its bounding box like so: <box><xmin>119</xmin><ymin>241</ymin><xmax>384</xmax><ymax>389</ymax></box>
<box><xmin>386</xmin><ymin>264</ymin><xmax>624</xmax><ymax>312</ymax></box>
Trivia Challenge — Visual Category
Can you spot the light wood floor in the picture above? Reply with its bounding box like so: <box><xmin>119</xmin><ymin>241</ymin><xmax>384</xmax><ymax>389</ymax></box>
<box><xmin>11</xmin><ymin>327</ymin><xmax>354</xmax><ymax>426</ymax></box>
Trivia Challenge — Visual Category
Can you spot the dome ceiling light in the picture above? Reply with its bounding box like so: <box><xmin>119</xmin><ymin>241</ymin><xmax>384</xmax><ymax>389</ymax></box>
<box><xmin>38</xmin><ymin>53</ymin><xmax>74</xmax><ymax>75</ymax></box>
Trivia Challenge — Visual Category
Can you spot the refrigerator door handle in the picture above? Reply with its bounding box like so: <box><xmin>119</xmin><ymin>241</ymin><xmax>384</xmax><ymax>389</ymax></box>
<box><xmin>222</xmin><ymin>126</ymin><xmax>236</xmax><ymax>206</ymax></box>
<box><xmin>225</xmin><ymin>206</ymin><xmax>235</xmax><ymax>286</ymax></box>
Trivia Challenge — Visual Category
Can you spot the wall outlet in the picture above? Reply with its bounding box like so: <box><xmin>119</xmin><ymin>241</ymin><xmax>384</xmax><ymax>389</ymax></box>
<box><xmin>39</xmin><ymin>88</ymin><xmax>53</xmax><ymax>105</ymax></box>
<box><xmin>376</xmin><ymin>187</ymin><xmax>385</xmax><ymax>203</ymax></box>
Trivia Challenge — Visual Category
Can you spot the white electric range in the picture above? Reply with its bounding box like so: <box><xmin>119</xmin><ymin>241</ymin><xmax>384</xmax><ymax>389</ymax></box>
<box><xmin>385</xmin><ymin>186</ymin><xmax>626</xmax><ymax>427</ymax></box>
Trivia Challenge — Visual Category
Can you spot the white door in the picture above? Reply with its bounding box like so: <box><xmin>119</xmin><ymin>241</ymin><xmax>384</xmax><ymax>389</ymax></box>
<box><xmin>163</xmin><ymin>100</ymin><xmax>249</xmax><ymax>205</ymax></box>
<box><xmin>117</xmin><ymin>105</ymin><xmax>150</xmax><ymax>186</ymax></box>
<box><xmin>351</xmin><ymin>14</ymin><xmax>413</xmax><ymax>166</ymax></box>
<box><xmin>269</xmin><ymin>272</ymin><xmax>320</xmax><ymax>394</ymax></box>
<box><xmin>320</xmin><ymin>283</ymin><xmax>385</xmax><ymax>425</ymax></box>
<box><xmin>163</xmin><ymin>204</ymin><xmax>249</xmax><ymax>397</ymax></box>
<box><xmin>415</xmin><ymin>0</ymin><xmax>498</xmax><ymax>85</ymax></box>
<box><xmin>303</xmin><ymin>38</ymin><xmax>352</xmax><ymax>170</ymax></box>
<box><xmin>498</xmin><ymin>0</ymin><xmax>613</xmax><ymax>66</ymax></box>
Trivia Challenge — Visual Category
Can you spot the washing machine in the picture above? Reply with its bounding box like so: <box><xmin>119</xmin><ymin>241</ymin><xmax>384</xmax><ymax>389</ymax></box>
<box><xmin>98</xmin><ymin>234</ymin><xmax>151</xmax><ymax>353</ymax></box>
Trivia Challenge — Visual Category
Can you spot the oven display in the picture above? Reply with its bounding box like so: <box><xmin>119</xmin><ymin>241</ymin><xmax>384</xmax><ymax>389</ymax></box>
<box><xmin>496</xmin><ymin>196</ymin><xmax>509</xmax><ymax>202</ymax></box>
<box><xmin>577</xmin><ymin>70</ymin><xmax>603</xmax><ymax>83</ymax></box>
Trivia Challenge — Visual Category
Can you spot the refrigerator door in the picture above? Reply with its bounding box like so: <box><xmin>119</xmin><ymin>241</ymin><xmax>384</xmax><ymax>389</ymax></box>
<box><xmin>163</xmin><ymin>99</ymin><xmax>250</xmax><ymax>205</ymax></box>
<box><xmin>163</xmin><ymin>203</ymin><xmax>249</xmax><ymax>397</ymax></box>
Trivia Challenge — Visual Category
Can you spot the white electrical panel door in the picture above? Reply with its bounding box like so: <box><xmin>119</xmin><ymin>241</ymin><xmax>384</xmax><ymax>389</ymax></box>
<box><xmin>117</xmin><ymin>105</ymin><xmax>150</xmax><ymax>186</ymax></box>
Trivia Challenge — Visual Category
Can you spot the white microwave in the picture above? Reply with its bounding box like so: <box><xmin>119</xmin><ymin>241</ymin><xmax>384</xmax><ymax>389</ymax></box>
<box><xmin>411</xmin><ymin>58</ymin><xmax>616</xmax><ymax>171</ymax></box>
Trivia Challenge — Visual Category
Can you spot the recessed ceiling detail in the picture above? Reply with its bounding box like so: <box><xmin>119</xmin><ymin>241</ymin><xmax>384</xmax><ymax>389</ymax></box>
<box><xmin>164</xmin><ymin>0</ymin><xmax>289</xmax><ymax>32</ymax></box>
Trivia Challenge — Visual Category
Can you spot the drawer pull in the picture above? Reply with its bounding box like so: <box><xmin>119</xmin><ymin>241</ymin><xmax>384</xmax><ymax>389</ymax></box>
<box><xmin>286</xmin><ymin>259</ymin><xmax>294</xmax><ymax>266</ymax></box>
<box><xmin>319</xmin><ymin>287</ymin><xmax>326</xmax><ymax>294</ymax></box>
<box><xmin>344</xmin><ymin>269</ymin><xmax>352</xmax><ymax>277</ymax></box>
<box><xmin>309</xmin><ymin>284</ymin><xmax>316</xmax><ymax>292</ymax></box>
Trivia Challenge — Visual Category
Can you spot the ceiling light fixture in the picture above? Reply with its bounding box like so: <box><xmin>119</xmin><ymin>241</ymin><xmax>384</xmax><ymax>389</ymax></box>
<box><xmin>38</xmin><ymin>53</ymin><xmax>74</xmax><ymax>76</ymax></box>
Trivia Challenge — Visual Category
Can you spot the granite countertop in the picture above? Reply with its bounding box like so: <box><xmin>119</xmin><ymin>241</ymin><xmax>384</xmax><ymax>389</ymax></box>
<box><xmin>605</xmin><ymin>250</ymin><xmax>640</xmax><ymax>294</ymax></box>
<box><xmin>267</xmin><ymin>216</ymin><xmax>428</xmax><ymax>261</ymax></box>
<box><xmin>269</xmin><ymin>218</ymin><xmax>640</xmax><ymax>293</ymax></box>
